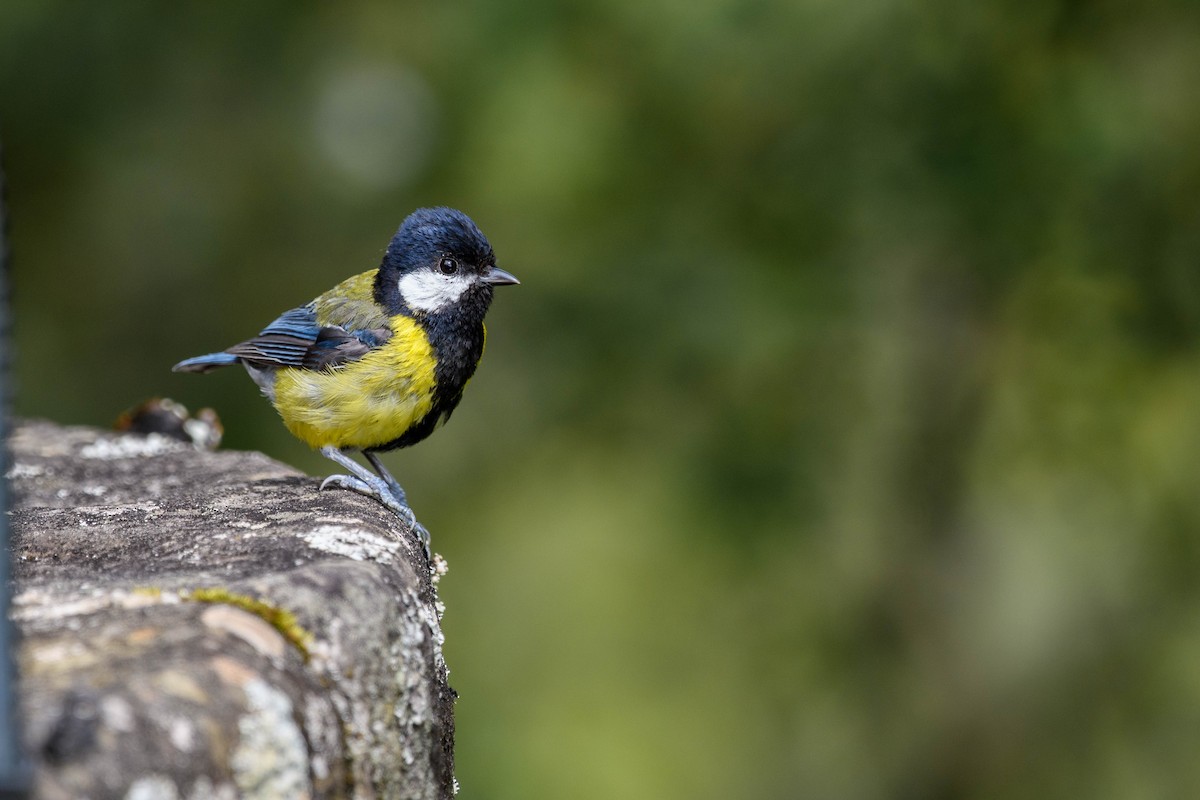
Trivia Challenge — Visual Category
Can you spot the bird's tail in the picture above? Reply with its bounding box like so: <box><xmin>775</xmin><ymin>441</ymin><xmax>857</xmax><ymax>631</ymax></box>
<box><xmin>172</xmin><ymin>353</ymin><xmax>239</xmax><ymax>373</ymax></box>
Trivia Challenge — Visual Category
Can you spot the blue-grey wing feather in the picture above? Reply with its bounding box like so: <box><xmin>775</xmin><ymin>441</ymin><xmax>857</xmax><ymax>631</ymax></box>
<box><xmin>221</xmin><ymin>303</ymin><xmax>390</xmax><ymax>371</ymax></box>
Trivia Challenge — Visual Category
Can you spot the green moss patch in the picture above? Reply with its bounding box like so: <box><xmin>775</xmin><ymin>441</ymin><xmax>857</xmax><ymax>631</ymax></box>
<box><xmin>182</xmin><ymin>587</ymin><xmax>314</xmax><ymax>659</ymax></box>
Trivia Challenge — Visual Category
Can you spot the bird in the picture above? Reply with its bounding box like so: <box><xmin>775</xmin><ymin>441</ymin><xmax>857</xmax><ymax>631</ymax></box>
<box><xmin>173</xmin><ymin>207</ymin><xmax>518</xmax><ymax>550</ymax></box>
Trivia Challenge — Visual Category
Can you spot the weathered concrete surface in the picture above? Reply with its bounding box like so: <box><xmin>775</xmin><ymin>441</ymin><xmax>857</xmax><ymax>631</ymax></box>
<box><xmin>7</xmin><ymin>420</ymin><xmax>455</xmax><ymax>799</ymax></box>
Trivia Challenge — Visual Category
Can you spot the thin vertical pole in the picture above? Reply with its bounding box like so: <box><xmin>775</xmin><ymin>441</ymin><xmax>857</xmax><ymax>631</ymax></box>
<box><xmin>0</xmin><ymin>140</ymin><xmax>31</xmax><ymax>797</ymax></box>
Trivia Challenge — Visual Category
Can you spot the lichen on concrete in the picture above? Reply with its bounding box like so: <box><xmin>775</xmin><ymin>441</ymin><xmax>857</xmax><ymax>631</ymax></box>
<box><xmin>301</xmin><ymin>523</ymin><xmax>406</xmax><ymax>564</ymax></box>
<box><xmin>125</xmin><ymin>774</ymin><xmax>181</xmax><ymax>800</ymax></box>
<box><xmin>79</xmin><ymin>432</ymin><xmax>185</xmax><ymax>460</ymax></box>
<box><xmin>231</xmin><ymin>678</ymin><xmax>312</xmax><ymax>800</ymax></box>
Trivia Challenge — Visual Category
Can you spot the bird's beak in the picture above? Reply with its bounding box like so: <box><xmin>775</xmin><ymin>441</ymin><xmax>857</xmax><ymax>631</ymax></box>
<box><xmin>482</xmin><ymin>266</ymin><xmax>520</xmax><ymax>286</ymax></box>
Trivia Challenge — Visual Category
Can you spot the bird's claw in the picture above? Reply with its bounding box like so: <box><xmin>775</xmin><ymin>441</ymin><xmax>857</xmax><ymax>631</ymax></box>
<box><xmin>319</xmin><ymin>473</ymin><xmax>368</xmax><ymax>495</ymax></box>
<box><xmin>319</xmin><ymin>473</ymin><xmax>431</xmax><ymax>558</ymax></box>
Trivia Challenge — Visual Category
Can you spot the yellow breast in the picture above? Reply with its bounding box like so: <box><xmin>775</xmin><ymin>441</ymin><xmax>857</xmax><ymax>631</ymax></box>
<box><xmin>271</xmin><ymin>314</ymin><xmax>437</xmax><ymax>450</ymax></box>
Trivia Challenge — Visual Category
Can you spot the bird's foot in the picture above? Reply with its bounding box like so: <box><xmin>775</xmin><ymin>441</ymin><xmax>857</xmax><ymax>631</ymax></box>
<box><xmin>319</xmin><ymin>473</ymin><xmax>431</xmax><ymax>557</ymax></box>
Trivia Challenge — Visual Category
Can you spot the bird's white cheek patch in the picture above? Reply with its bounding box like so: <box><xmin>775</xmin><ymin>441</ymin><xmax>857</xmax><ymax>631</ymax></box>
<box><xmin>398</xmin><ymin>271</ymin><xmax>473</xmax><ymax>313</ymax></box>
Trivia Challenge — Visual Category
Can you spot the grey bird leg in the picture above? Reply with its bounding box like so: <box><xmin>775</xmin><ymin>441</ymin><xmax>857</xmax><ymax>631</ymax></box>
<box><xmin>318</xmin><ymin>446</ymin><xmax>431</xmax><ymax>555</ymax></box>
<box><xmin>363</xmin><ymin>451</ymin><xmax>407</xmax><ymax>505</ymax></box>
<box><xmin>363</xmin><ymin>451</ymin><xmax>433</xmax><ymax>555</ymax></box>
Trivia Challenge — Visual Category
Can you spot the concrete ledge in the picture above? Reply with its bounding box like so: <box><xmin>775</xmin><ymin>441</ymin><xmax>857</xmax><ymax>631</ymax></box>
<box><xmin>7</xmin><ymin>420</ymin><xmax>455</xmax><ymax>799</ymax></box>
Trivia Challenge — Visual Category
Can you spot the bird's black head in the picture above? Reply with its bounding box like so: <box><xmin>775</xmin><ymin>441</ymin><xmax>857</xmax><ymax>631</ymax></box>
<box><xmin>374</xmin><ymin>207</ymin><xmax>518</xmax><ymax>318</ymax></box>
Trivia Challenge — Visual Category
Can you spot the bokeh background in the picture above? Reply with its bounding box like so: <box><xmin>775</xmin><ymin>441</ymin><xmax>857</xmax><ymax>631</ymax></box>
<box><xmin>4</xmin><ymin>2</ymin><xmax>1200</xmax><ymax>797</ymax></box>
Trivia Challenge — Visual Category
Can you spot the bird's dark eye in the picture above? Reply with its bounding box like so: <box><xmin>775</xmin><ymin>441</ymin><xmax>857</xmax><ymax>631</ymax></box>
<box><xmin>438</xmin><ymin>257</ymin><xmax>459</xmax><ymax>275</ymax></box>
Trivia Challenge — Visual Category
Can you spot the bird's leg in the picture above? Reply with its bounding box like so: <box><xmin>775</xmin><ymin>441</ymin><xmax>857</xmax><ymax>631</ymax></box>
<box><xmin>317</xmin><ymin>446</ymin><xmax>386</xmax><ymax>494</ymax></box>
<box><xmin>363</xmin><ymin>450</ymin><xmax>432</xmax><ymax>553</ymax></box>
<box><xmin>362</xmin><ymin>451</ymin><xmax>407</xmax><ymax>505</ymax></box>
<box><xmin>318</xmin><ymin>446</ymin><xmax>431</xmax><ymax>554</ymax></box>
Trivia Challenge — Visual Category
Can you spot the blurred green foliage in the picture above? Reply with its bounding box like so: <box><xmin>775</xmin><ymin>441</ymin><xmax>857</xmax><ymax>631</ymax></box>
<box><xmin>4</xmin><ymin>1</ymin><xmax>1200</xmax><ymax>797</ymax></box>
